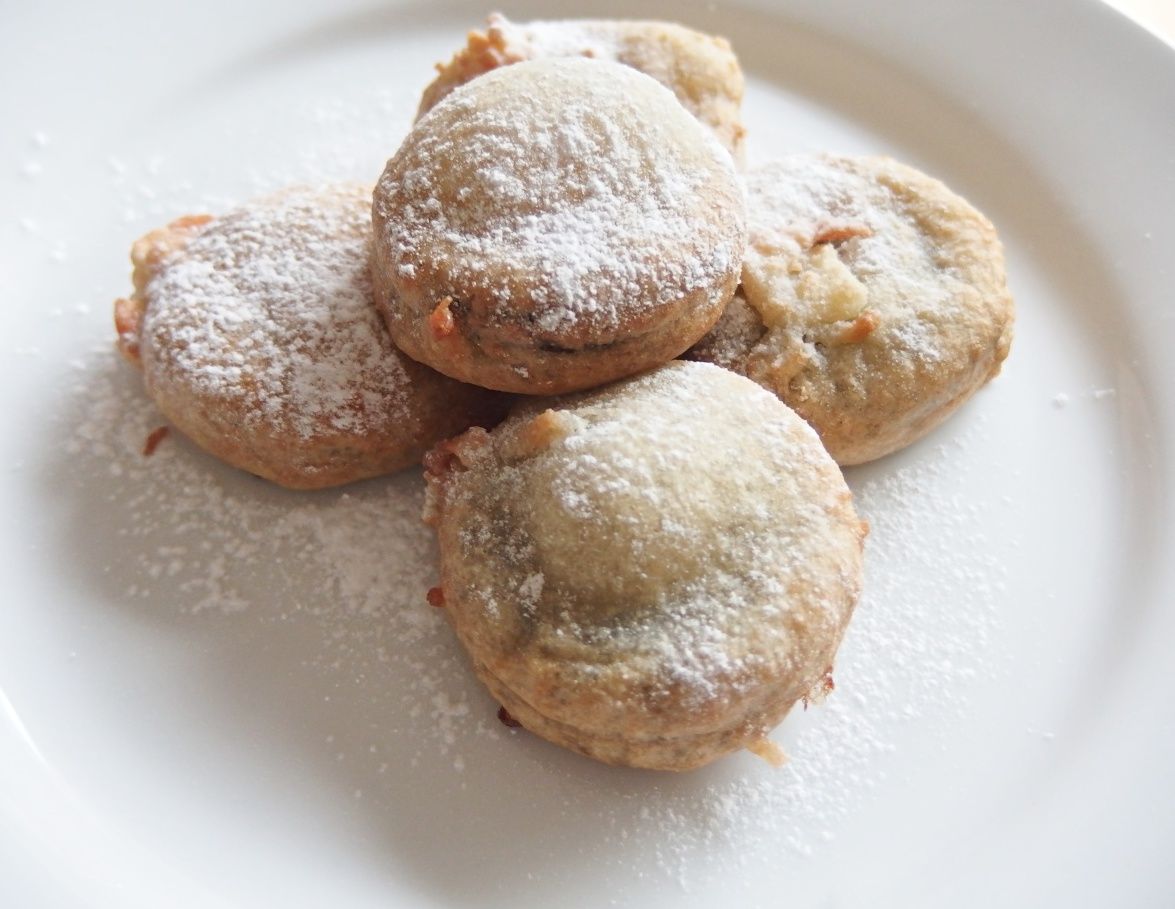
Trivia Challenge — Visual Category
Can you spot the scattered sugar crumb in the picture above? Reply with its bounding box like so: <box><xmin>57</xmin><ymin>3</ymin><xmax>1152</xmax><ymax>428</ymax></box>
<box><xmin>56</xmin><ymin>354</ymin><xmax>1011</xmax><ymax>890</ymax></box>
<box><xmin>61</xmin><ymin>72</ymin><xmax>1019</xmax><ymax>888</ymax></box>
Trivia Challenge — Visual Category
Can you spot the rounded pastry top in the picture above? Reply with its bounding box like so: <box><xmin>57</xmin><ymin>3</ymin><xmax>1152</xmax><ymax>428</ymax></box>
<box><xmin>689</xmin><ymin>153</ymin><xmax>1013</xmax><ymax>465</ymax></box>
<box><xmin>416</xmin><ymin>14</ymin><xmax>746</xmax><ymax>158</ymax></box>
<box><xmin>425</xmin><ymin>360</ymin><xmax>865</xmax><ymax>757</ymax></box>
<box><xmin>742</xmin><ymin>154</ymin><xmax>1009</xmax><ymax>340</ymax></box>
<box><xmin>373</xmin><ymin>57</ymin><xmax>745</xmax><ymax>374</ymax></box>
<box><xmin>138</xmin><ymin>184</ymin><xmax>410</xmax><ymax>440</ymax></box>
<box><xmin>118</xmin><ymin>183</ymin><xmax>504</xmax><ymax>488</ymax></box>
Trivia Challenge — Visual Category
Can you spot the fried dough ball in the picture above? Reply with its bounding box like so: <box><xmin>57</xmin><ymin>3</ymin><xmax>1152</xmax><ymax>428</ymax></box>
<box><xmin>417</xmin><ymin>13</ymin><xmax>746</xmax><ymax>160</ymax></box>
<box><xmin>423</xmin><ymin>361</ymin><xmax>867</xmax><ymax>770</ymax></box>
<box><xmin>688</xmin><ymin>154</ymin><xmax>1014</xmax><ymax>464</ymax></box>
<box><xmin>372</xmin><ymin>58</ymin><xmax>746</xmax><ymax>396</ymax></box>
<box><xmin>114</xmin><ymin>184</ymin><xmax>507</xmax><ymax>489</ymax></box>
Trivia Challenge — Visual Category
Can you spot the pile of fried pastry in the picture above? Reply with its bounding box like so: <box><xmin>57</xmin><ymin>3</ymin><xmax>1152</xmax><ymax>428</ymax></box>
<box><xmin>113</xmin><ymin>14</ymin><xmax>1013</xmax><ymax>772</ymax></box>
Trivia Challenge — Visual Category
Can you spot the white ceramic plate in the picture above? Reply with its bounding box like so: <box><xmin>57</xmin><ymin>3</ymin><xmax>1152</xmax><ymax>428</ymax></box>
<box><xmin>2</xmin><ymin>1</ymin><xmax>1173</xmax><ymax>906</ymax></box>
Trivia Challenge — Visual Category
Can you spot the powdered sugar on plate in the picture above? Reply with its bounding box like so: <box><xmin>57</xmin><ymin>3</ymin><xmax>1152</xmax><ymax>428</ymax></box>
<box><xmin>59</xmin><ymin>349</ymin><xmax>1007</xmax><ymax>891</ymax></box>
<box><xmin>45</xmin><ymin>51</ymin><xmax>1011</xmax><ymax>898</ymax></box>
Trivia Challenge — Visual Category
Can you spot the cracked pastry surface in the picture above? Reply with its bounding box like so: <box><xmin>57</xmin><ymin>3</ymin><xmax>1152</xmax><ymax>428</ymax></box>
<box><xmin>114</xmin><ymin>183</ymin><xmax>506</xmax><ymax>490</ymax></box>
<box><xmin>688</xmin><ymin>154</ymin><xmax>1014</xmax><ymax>465</ymax></box>
<box><xmin>372</xmin><ymin>57</ymin><xmax>746</xmax><ymax>396</ymax></box>
<box><xmin>416</xmin><ymin>13</ymin><xmax>746</xmax><ymax>160</ymax></box>
<box><xmin>423</xmin><ymin>361</ymin><xmax>867</xmax><ymax>771</ymax></box>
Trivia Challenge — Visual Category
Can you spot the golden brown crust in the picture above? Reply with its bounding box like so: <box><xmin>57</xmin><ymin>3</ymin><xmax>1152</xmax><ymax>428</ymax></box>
<box><xmin>114</xmin><ymin>214</ymin><xmax>212</xmax><ymax>365</ymax></box>
<box><xmin>417</xmin><ymin>14</ymin><xmax>746</xmax><ymax>161</ymax></box>
<box><xmin>424</xmin><ymin>362</ymin><xmax>866</xmax><ymax>770</ymax></box>
<box><xmin>689</xmin><ymin>154</ymin><xmax>1015</xmax><ymax>465</ymax></box>
<box><xmin>374</xmin><ymin>58</ymin><xmax>745</xmax><ymax>396</ymax></box>
<box><xmin>371</xmin><ymin>252</ymin><xmax>737</xmax><ymax>396</ymax></box>
<box><xmin>417</xmin><ymin>22</ymin><xmax>525</xmax><ymax>118</ymax></box>
<box><xmin>116</xmin><ymin>185</ymin><xmax>509</xmax><ymax>490</ymax></box>
<box><xmin>683</xmin><ymin>287</ymin><xmax>766</xmax><ymax>374</ymax></box>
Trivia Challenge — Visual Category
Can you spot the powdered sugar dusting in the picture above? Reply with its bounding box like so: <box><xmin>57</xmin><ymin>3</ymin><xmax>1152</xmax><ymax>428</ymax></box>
<box><xmin>562</xmin><ymin>426</ymin><xmax>1009</xmax><ymax>887</ymax></box>
<box><xmin>61</xmin><ymin>351</ymin><xmax>477</xmax><ymax>754</ymax></box>
<box><xmin>59</xmin><ymin>355</ymin><xmax>1007</xmax><ymax>891</ymax></box>
<box><xmin>416</xmin><ymin>14</ymin><xmax>746</xmax><ymax>159</ymax></box>
<box><xmin>690</xmin><ymin>154</ymin><xmax>1012</xmax><ymax>465</ymax></box>
<box><xmin>377</xmin><ymin>58</ymin><xmax>743</xmax><ymax>340</ymax></box>
<box><xmin>46</xmin><ymin>46</ymin><xmax>1014</xmax><ymax>899</ymax></box>
<box><xmin>492</xmin><ymin>14</ymin><xmax>620</xmax><ymax>60</ymax></box>
<box><xmin>141</xmin><ymin>184</ymin><xmax>414</xmax><ymax>443</ymax></box>
<box><xmin>432</xmin><ymin>362</ymin><xmax>861</xmax><ymax>739</ymax></box>
<box><xmin>742</xmin><ymin>154</ymin><xmax>984</xmax><ymax>366</ymax></box>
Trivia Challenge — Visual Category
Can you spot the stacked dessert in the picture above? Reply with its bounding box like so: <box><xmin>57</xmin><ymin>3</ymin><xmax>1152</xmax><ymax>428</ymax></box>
<box><xmin>113</xmin><ymin>15</ymin><xmax>1013</xmax><ymax>771</ymax></box>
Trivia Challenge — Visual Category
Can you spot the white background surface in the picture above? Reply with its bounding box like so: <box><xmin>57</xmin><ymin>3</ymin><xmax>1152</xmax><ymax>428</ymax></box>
<box><xmin>1109</xmin><ymin>0</ymin><xmax>1175</xmax><ymax>44</ymax></box>
<box><xmin>1</xmin><ymin>1</ymin><xmax>1173</xmax><ymax>907</ymax></box>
